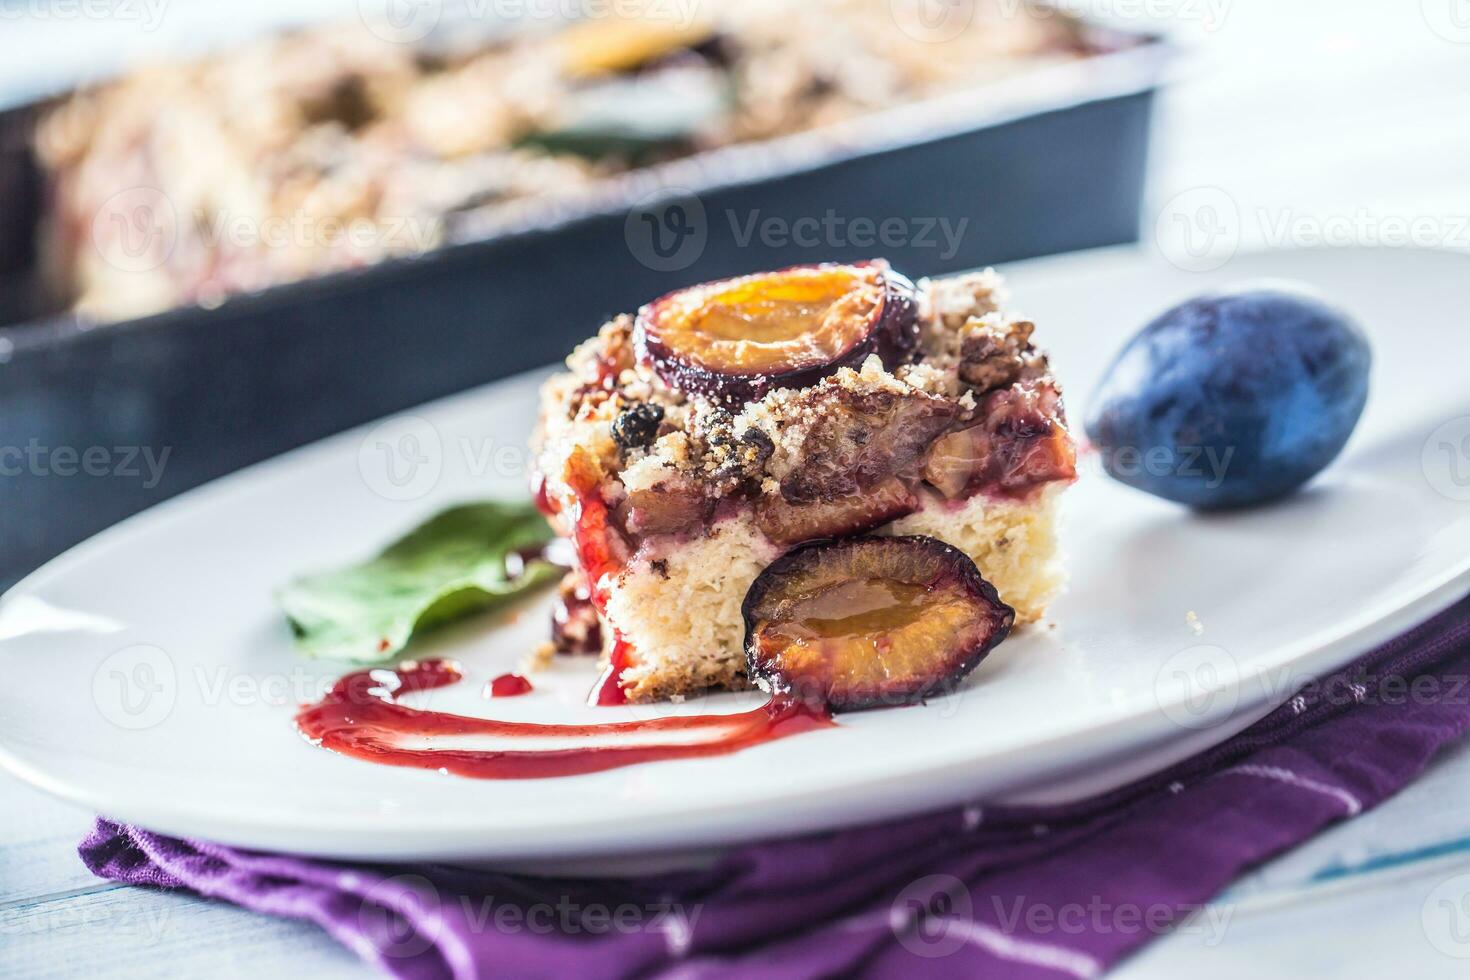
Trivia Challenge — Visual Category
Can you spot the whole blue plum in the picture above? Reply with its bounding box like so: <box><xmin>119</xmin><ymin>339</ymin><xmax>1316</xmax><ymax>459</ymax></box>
<box><xmin>1086</xmin><ymin>283</ymin><xmax>1371</xmax><ymax>509</ymax></box>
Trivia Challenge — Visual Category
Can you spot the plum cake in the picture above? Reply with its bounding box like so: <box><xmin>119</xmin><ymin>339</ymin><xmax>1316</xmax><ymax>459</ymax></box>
<box><xmin>531</xmin><ymin>260</ymin><xmax>1076</xmax><ymax>704</ymax></box>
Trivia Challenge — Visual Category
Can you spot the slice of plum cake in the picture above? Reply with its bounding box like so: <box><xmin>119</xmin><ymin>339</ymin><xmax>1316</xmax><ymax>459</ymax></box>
<box><xmin>531</xmin><ymin>260</ymin><xmax>1076</xmax><ymax>703</ymax></box>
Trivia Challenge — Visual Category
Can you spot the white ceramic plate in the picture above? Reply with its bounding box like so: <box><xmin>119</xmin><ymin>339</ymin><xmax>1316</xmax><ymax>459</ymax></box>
<box><xmin>3</xmin><ymin>247</ymin><xmax>1468</xmax><ymax>862</ymax></box>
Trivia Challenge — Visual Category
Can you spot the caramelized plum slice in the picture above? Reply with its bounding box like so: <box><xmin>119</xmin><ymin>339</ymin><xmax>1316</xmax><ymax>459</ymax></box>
<box><xmin>616</xmin><ymin>479</ymin><xmax>712</xmax><ymax>537</ymax></box>
<box><xmin>635</xmin><ymin>261</ymin><xmax>919</xmax><ymax>406</ymax></box>
<box><xmin>921</xmin><ymin>427</ymin><xmax>986</xmax><ymax>499</ymax></box>
<box><xmin>743</xmin><ymin>536</ymin><xmax>1014</xmax><ymax>711</ymax></box>
<box><xmin>921</xmin><ymin>381</ymin><xmax>1077</xmax><ymax>498</ymax></box>
<box><xmin>755</xmin><ymin>477</ymin><xmax>917</xmax><ymax>546</ymax></box>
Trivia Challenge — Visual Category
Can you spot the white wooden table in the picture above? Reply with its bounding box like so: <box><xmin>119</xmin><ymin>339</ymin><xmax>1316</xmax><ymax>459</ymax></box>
<box><xmin>5</xmin><ymin>1</ymin><xmax>1470</xmax><ymax>976</ymax></box>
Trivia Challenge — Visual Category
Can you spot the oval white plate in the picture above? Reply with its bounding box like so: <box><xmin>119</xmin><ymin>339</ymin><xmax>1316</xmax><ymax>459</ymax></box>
<box><xmin>2</xmin><ymin>247</ymin><xmax>1467</xmax><ymax>862</ymax></box>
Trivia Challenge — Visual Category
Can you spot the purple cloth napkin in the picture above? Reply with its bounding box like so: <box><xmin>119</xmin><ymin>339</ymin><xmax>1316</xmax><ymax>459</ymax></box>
<box><xmin>82</xmin><ymin>597</ymin><xmax>1470</xmax><ymax>980</ymax></box>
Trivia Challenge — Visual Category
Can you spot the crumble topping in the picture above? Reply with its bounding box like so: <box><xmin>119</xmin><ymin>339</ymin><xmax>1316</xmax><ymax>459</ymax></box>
<box><xmin>923</xmin><ymin>266</ymin><xmax>1006</xmax><ymax>334</ymax></box>
<box><xmin>533</xmin><ymin>270</ymin><xmax>1067</xmax><ymax>532</ymax></box>
<box><xmin>958</xmin><ymin>315</ymin><xmax>1049</xmax><ymax>392</ymax></box>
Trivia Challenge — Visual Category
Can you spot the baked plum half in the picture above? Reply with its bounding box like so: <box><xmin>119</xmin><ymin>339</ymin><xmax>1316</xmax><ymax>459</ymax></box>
<box><xmin>743</xmin><ymin>536</ymin><xmax>1014</xmax><ymax>711</ymax></box>
<box><xmin>634</xmin><ymin>261</ymin><xmax>919</xmax><ymax>406</ymax></box>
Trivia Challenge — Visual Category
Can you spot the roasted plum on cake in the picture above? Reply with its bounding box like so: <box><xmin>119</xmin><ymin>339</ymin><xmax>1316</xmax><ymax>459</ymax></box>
<box><xmin>635</xmin><ymin>262</ymin><xmax>920</xmax><ymax>406</ymax></box>
<box><xmin>531</xmin><ymin>261</ymin><xmax>1075</xmax><ymax>705</ymax></box>
<box><xmin>744</xmin><ymin>536</ymin><xmax>1015</xmax><ymax>710</ymax></box>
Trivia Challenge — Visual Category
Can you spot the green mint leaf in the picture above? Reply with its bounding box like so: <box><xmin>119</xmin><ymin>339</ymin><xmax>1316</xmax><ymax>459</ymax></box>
<box><xmin>278</xmin><ymin>501</ymin><xmax>561</xmax><ymax>662</ymax></box>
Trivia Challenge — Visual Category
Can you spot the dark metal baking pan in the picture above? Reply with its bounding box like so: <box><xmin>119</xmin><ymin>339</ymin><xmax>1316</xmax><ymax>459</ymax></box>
<box><xmin>0</xmin><ymin>35</ymin><xmax>1169</xmax><ymax>590</ymax></box>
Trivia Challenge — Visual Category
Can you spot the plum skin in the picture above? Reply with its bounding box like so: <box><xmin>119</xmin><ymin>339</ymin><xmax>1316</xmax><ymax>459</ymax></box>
<box><xmin>1085</xmin><ymin>283</ymin><xmax>1371</xmax><ymax>509</ymax></box>
<box><xmin>742</xmin><ymin>535</ymin><xmax>1015</xmax><ymax>711</ymax></box>
<box><xmin>634</xmin><ymin>260</ymin><xmax>920</xmax><ymax>407</ymax></box>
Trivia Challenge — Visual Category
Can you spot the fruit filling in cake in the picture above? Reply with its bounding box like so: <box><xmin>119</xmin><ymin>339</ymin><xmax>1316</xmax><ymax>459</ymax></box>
<box><xmin>531</xmin><ymin>260</ymin><xmax>1076</xmax><ymax>704</ymax></box>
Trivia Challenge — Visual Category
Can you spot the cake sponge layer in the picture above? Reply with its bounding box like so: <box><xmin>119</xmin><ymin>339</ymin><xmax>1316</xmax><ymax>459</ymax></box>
<box><xmin>887</xmin><ymin>486</ymin><xmax>1064</xmax><ymax>626</ymax></box>
<box><xmin>604</xmin><ymin>487</ymin><xmax>1063</xmax><ymax>702</ymax></box>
